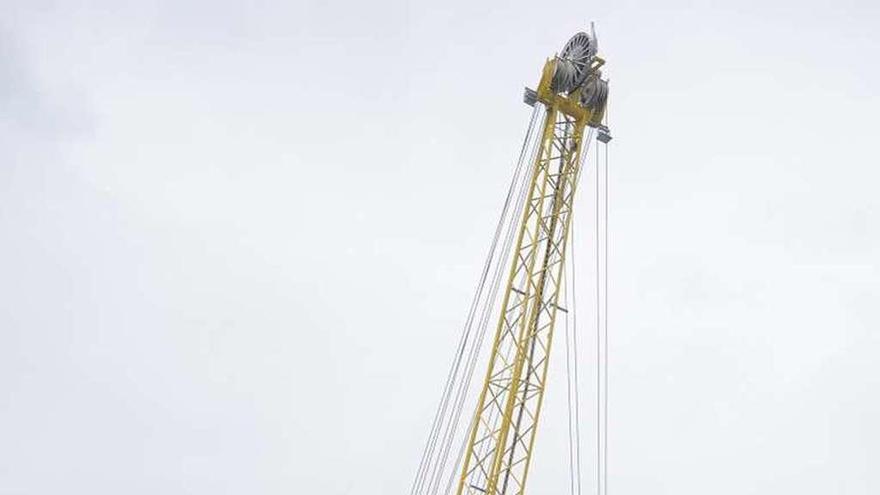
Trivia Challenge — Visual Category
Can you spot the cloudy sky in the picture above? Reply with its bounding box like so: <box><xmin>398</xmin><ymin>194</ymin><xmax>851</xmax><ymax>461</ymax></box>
<box><xmin>1</xmin><ymin>1</ymin><xmax>878</xmax><ymax>494</ymax></box>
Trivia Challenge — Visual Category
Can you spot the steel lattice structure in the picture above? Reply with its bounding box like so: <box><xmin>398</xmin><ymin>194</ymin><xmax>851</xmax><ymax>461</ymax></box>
<box><xmin>454</xmin><ymin>31</ymin><xmax>610</xmax><ymax>495</ymax></box>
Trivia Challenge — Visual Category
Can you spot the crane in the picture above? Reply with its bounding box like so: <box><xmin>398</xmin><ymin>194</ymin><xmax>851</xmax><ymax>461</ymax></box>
<box><xmin>411</xmin><ymin>27</ymin><xmax>611</xmax><ymax>495</ymax></box>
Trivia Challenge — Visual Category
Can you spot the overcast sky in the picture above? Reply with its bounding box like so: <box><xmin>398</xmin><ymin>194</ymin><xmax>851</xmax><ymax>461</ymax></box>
<box><xmin>2</xmin><ymin>1</ymin><xmax>879</xmax><ymax>494</ymax></box>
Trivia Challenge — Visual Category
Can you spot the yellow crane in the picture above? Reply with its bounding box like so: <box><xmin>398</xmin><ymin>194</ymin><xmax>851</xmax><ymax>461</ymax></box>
<box><xmin>412</xmin><ymin>27</ymin><xmax>611</xmax><ymax>495</ymax></box>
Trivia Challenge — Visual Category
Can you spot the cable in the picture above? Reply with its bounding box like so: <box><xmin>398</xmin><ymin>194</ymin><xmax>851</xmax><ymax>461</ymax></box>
<box><xmin>411</xmin><ymin>104</ymin><xmax>540</xmax><ymax>495</ymax></box>
<box><xmin>564</xmin><ymin>261</ymin><xmax>575</xmax><ymax>495</ymax></box>
<box><xmin>441</xmin><ymin>141</ymin><xmax>536</xmax><ymax>495</ymax></box>
<box><xmin>594</xmin><ymin>131</ymin><xmax>602</xmax><ymax>495</ymax></box>
<box><xmin>564</xmin><ymin>125</ymin><xmax>596</xmax><ymax>495</ymax></box>
<box><xmin>568</xmin><ymin>125</ymin><xmax>595</xmax><ymax>495</ymax></box>
<box><xmin>440</xmin><ymin>106</ymin><xmax>547</xmax><ymax>494</ymax></box>
<box><xmin>571</xmin><ymin>220</ymin><xmax>583</xmax><ymax>495</ymax></box>
<box><xmin>428</xmin><ymin>105</ymin><xmax>545</xmax><ymax>495</ymax></box>
<box><xmin>429</xmin><ymin>137</ymin><xmax>531</xmax><ymax>495</ymax></box>
<box><xmin>435</xmin><ymin>106</ymin><xmax>539</xmax><ymax>493</ymax></box>
<box><xmin>602</xmin><ymin>107</ymin><xmax>609</xmax><ymax>495</ymax></box>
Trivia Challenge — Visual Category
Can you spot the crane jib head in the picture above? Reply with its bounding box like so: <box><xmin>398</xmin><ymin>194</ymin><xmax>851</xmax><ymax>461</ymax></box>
<box><xmin>525</xmin><ymin>29</ymin><xmax>609</xmax><ymax>128</ymax></box>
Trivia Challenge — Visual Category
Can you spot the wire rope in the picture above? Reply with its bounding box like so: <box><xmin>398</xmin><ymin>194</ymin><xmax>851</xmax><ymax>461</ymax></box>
<box><xmin>594</xmin><ymin>131</ymin><xmax>602</xmax><ymax>495</ymax></box>
<box><xmin>602</xmin><ymin>106</ymin><xmax>610</xmax><ymax>495</ymax></box>
<box><xmin>439</xmin><ymin>143</ymin><xmax>537</xmax><ymax>495</ymax></box>
<box><xmin>428</xmin><ymin>127</ymin><xmax>533</xmax><ymax>495</ymax></box>
<box><xmin>411</xmin><ymin>105</ymin><xmax>541</xmax><ymax>495</ymax></box>
<box><xmin>566</xmin><ymin>125</ymin><xmax>595</xmax><ymax>495</ymax></box>
<box><xmin>432</xmin><ymin>105</ymin><xmax>540</xmax><ymax>494</ymax></box>
<box><xmin>436</xmin><ymin>105</ymin><xmax>546</xmax><ymax>495</ymax></box>
<box><xmin>564</xmin><ymin>259</ymin><xmax>575</xmax><ymax>495</ymax></box>
<box><xmin>571</xmin><ymin>219</ymin><xmax>583</xmax><ymax>495</ymax></box>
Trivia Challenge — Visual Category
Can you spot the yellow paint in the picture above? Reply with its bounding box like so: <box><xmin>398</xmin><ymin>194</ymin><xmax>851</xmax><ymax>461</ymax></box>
<box><xmin>455</xmin><ymin>53</ymin><xmax>603</xmax><ymax>495</ymax></box>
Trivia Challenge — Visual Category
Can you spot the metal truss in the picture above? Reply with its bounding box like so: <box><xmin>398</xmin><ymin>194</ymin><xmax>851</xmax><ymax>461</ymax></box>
<box><xmin>456</xmin><ymin>102</ymin><xmax>588</xmax><ymax>495</ymax></box>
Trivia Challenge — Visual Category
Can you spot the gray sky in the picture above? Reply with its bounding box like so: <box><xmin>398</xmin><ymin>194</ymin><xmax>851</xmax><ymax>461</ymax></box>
<box><xmin>1</xmin><ymin>1</ymin><xmax>878</xmax><ymax>494</ymax></box>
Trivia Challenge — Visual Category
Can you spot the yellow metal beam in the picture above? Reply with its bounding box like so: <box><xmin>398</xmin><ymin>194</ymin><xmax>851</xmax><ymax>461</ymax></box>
<box><xmin>455</xmin><ymin>58</ymin><xmax>594</xmax><ymax>495</ymax></box>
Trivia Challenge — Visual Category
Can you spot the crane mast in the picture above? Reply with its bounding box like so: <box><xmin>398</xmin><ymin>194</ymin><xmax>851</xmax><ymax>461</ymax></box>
<box><xmin>455</xmin><ymin>30</ymin><xmax>610</xmax><ymax>495</ymax></box>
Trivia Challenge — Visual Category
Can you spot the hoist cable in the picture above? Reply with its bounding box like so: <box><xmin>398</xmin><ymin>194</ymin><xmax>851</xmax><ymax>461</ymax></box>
<box><xmin>593</xmin><ymin>105</ymin><xmax>611</xmax><ymax>495</ymax></box>
<box><xmin>440</xmin><ymin>144</ymin><xmax>536</xmax><ymax>495</ymax></box>
<box><xmin>560</xmin><ymin>115</ymin><xmax>579</xmax><ymax>495</ymax></box>
<box><xmin>564</xmin><ymin>261</ymin><xmax>575</xmax><ymax>495</ymax></box>
<box><xmin>410</xmin><ymin>104</ymin><xmax>541</xmax><ymax>495</ymax></box>
<box><xmin>571</xmin><ymin>219</ymin><xmax>583</xmax><ymax>495</ymax></box>
<box><xmin>594</xmin><ymin>132</ymin><xmax>602</xmax><ymax>495</ymax></box>
<box><xmin>564</xmin><ymin>124</ymin><xmax>596</xmax><ymax>495</ymax></box>
<box><xmin>602</xmin><ymin>106</ymin><xmax>610</xmax><ymax>495</ymax></box>
<box><xmin>427</xmin><ymin>105</ymin><xmax>540</xmax><ymax>495</ymax></box>
<box><xmin>428</xmin><ymin>127</ymin><xmax>533</xmax><ymax>495</ymax></box>
<box><xmin>567</xmin><ymin>126</ymin><xmax>595</xmax><ymax>495</ymax></box>
<box><xmin>436</xmin><ymin>106</ymin><xmax>546</xmax><ymax>495</ymax></box>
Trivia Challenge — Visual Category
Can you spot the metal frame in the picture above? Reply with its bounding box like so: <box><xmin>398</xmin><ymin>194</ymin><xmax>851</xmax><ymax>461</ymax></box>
<box><xmin>455</xmin><ymin>57</ymin><xmax>602</xmax><ymax>495</ymax></box>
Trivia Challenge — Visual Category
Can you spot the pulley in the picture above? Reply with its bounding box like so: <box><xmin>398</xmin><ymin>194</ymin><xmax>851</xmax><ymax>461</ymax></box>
<box><xmin>580</xmin><ymin>72</ymin><xmax>609</xmax><ymax>113</ymax></box>
<box><xmin>551</xmin><ymin>31</ymin><xmax>597</xmax><ymax>93</ymax></box>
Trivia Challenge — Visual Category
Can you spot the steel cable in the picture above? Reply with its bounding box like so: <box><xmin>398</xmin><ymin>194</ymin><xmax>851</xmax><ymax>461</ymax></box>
<box><xmin>411</xmin><ymin>105</ymin><xmax>541</xmax><ymax>495</ymax></box>
<box><xmin>440</xmin><ymin>149</ymin><xmax>534</xmax><ymax>495</ymax></box>
<box><xmin>570</xmin><ymin>127</ymin><xmax>595</xmax><ymax>495</ymax></box>
<box><xmin>564</xmin><ymin>260</ymin><xmax>576</xmax><ymax>495</ymax></box>
<box><xmin>595</xmin><ymin>135</ymin><xmax>602</xmax><ymax>495</ymax></box>
<box><xmin>602</xmin><ymin>107</ymin><xmax>609</xmax><ymax>495</ymax></box>
<box><xmin>571</xmin><ymin>216</ymin><xmax>583</xmax><ymax>495</ymax></box>
<box><xmin>433</xmin><ymin>105</ymin><xmax>546</xmax><ymax>495</ymax></box>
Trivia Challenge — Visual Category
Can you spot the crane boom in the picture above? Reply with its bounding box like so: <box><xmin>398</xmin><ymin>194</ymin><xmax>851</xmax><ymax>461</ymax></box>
<box><xmin>455</xmin><ymin>32</ymin><xmax>609</xmax><ymax>495</ymax></box>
